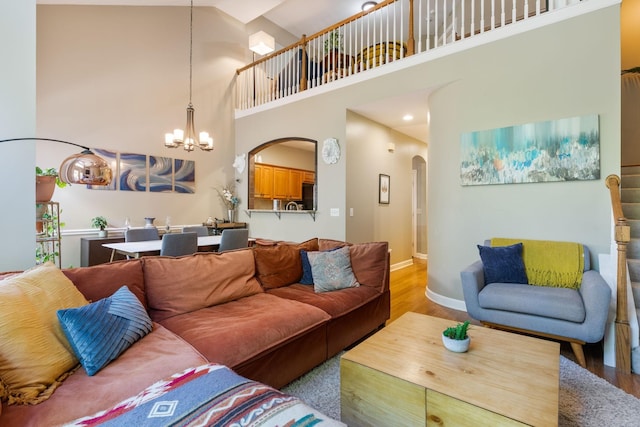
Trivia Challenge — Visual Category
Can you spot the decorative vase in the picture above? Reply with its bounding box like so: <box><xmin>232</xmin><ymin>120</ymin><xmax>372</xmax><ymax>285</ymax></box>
<box><xmin>144</xmin><ymin>217</ymin><xmax>156</xmax><ymax>228</ymax></box>
<box><xmin>442</xmin><ymin>334</ymin><xmax>470</xmax><ymax>353</ymax></box>
<box><xmin>227</xmin><ymin>209</ymin><xmax>235</xmax><ymax>223</ymax></box>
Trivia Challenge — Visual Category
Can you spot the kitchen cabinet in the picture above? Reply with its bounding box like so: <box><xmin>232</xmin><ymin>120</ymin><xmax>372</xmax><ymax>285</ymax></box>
<box><xmin>254</xmin><ymin>164</ymin><xmax>273</xmax><ymax>198</ymax></box>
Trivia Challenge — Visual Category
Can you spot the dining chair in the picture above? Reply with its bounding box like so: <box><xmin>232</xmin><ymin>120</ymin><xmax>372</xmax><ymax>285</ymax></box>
<box><xmin>218</xmin><ymin>229</ymin><xmax>249</xmax><ymax>252</ymax></box>
<box><xmin>160</xmin><ymin>232</ymin><xmax>198</xmax><ymax>257</ymax></box>
<box><xmin>125</xmin><ymin>228</ymin><xmax>160</xmax><ymax>242</ymax></box>
<box><xmin>182</xmin><ymin>226</ymin><xmax>209</xmax><ymax>237</ymax></box>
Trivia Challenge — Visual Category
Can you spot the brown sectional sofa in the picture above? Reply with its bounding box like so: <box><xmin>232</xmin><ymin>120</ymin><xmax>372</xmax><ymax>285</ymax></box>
<box><xmin>0</xmin><ymin>237</ymin><xmax>390</xmax><ymax>426</ymax></box>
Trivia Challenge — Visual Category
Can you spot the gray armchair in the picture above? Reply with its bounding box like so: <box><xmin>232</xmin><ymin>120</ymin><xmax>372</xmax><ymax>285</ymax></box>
<box><xmin>461</xmin><ymin>242</ymin><xmax>611</xmax><ymax>367</ymax></box>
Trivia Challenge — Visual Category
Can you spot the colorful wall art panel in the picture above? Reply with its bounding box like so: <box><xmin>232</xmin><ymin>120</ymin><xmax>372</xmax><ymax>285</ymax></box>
<box><xmin>148</xmin><ymin>156</ymin><xmax>173</xmax><ymax>193</ymax></box>
<box><xmin>87</xmin><ymin>149</ymin><xmax>117</xmax><ymax>190</ymax></box>
<box><xmin>174</xmin><ymin>159</ymin><xmax>195</xmax><ymax>194</ymax></box>
<box><xmin>460</xmin><ymin>115</ymin><xmax>600</xmax><ymax>186</ymax></box>
<box><xmin>119</xmin><ymin>153</ymin><xmax>147</xmax><ymax>191</ymax></box>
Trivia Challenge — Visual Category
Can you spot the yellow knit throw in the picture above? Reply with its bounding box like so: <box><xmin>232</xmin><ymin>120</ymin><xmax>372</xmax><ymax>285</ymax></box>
<box><xmin>491</xmin><ymin>238</ymin><xmax>584</xmax><ymax>289</ymax></box>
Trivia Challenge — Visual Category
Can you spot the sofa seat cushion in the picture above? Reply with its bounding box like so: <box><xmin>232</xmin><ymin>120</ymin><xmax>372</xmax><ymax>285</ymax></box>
<box><xmin>0</xmin><ymin>324</ymin><xmax>207</xmax><ymax>427</ymax></box>
<box><xmin>143</xmin><ymin>250</ymin><xmax>264</xmax><ymax>322</ymax></box>
<box><xmin>478</xmin><ymin>282</ymin><xmax>586</xmax><ymax>323</ymax></box>
<box><xmin>158</xmin><ymin>293</ymin><xmax>330</xmax><ymax>368</ymax></box>
<box><xmin>267</xmin><ymin>284</ymin><xmax>380</xmax><ymax>318</ymax></box>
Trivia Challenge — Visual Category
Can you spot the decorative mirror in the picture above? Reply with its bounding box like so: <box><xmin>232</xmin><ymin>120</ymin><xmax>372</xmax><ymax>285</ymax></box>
<box><xmin>248</xmin><ymin>138</ymin><xmax>317</xmax><ymax>211</ymax></box>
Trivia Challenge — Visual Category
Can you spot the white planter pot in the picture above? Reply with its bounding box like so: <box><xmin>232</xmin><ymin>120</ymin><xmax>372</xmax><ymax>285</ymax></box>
<box><xmin>442</xmin><ymin>334</ymin><xmax>470</xmax><ymax>353</ymax></box>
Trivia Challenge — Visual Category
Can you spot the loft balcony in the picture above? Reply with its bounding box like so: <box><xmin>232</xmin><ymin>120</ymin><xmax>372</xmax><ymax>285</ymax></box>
<box><xmin>235</xmin><ymin>0</ymin><xmax>584</xmax><ymax>113</ymax></box>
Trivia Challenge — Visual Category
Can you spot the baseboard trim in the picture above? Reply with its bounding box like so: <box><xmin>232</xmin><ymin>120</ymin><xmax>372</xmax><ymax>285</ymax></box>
<box><xmin>414</xmin><ymin>253</ymin><xmax>427</xmax><ymax>260</ymax></box>
<box><xmin>391</xmin><ymin>259</ymin><xmax>414</xmax><ymax>272</ymax></box>
<box><xmin>425</xmin><ymin>287</ymin><xmax>467</xmax><ymax>312</ymax></box>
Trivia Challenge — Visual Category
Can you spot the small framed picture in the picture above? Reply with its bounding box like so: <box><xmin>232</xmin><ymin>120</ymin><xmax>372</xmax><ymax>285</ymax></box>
<box><xmin>379</xmin><ymin>174</ymin><xmax>390</xmax><ymax>204</ymax></box>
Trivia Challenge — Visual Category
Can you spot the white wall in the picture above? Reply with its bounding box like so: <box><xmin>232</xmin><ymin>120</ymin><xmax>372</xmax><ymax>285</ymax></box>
<box><xmin>36</xmin><ymin>5</ymin><xmax>248</xmax><ymax>267</ymax></box>
<box><xmin>0</xmin><ymin>1</ymin><xmax>36</xmax><ymax>271</ymax></box>
<box><xmin>236</xmin><ymin>4</ymin><xmax>620</xmax><ymax>303</ymax></box>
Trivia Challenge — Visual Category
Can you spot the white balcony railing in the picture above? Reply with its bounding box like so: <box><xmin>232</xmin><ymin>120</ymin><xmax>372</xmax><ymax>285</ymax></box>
<box><xmin>236</xmin><ymin>0</ymin><xmax>577</xmax><ymax>110</ymax></box>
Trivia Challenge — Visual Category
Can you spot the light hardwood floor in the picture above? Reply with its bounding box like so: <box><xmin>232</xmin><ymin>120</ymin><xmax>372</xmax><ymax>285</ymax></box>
<box><xmin>389</xmin><ymin>260</ymin><xmax>640</xmax><ymax>399</ymax></box>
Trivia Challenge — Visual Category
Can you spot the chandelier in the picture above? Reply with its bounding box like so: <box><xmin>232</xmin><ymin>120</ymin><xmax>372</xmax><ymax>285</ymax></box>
<box><xmin>164</xmin><ymin>0</ymin><xmax>213</xmax><ymax>152</ymax></box>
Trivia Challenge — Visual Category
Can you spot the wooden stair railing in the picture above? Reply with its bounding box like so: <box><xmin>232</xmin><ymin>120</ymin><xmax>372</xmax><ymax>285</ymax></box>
<box><xmin>606</xmin><ymin>174</ymin><xmax>632</xmax><ymax>373</ymax></box>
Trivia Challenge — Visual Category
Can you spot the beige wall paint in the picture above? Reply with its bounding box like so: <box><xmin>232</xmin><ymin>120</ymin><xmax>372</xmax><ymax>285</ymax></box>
<box><xmin>0</xmin><ymin>0</ymin><xmax>37</xmax><ymax>271</ymax></box>
<box><xmin>346</xmin><ymin>111</ymin><xmax>428</xmax><ymax>264</ymax></box>
<box><xmin>621</xmin><ymin>0</ymin><xmax>640</xmax><ymax>166</ymax></box>
<box><xmin>237</xmin><ymin>4</ymin><xmax>620</xmax><ymax>303</ymax></box>
<box><xmin>36</xmin><ymin>5</ymin><xmax>248</xmax><ymax>267</ymax></box>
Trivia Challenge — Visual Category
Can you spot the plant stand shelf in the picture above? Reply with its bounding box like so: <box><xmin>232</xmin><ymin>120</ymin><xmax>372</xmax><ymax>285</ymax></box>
<box><xmin>36</xmin><ymin>201</ymin><xmax>61</xmax><ymax>268</ymax></box>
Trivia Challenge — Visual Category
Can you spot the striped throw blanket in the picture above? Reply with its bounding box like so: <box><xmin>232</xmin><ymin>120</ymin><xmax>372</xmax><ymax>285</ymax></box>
<box><xmin>65</xmin><ymin>364</ymin><xmax>344</xmax><ymax>427</ymax></box>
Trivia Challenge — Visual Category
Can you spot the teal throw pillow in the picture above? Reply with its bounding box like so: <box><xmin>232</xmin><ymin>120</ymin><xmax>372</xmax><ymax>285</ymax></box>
<box><xmin>57</xmin><ymin>286</ymin><xmax>153</xmax><ymax>376</ymax></box>
<box><xmin>307</xmin><ymin>246</ymin><xmax>360</xmax><ymax>293</ymax></box>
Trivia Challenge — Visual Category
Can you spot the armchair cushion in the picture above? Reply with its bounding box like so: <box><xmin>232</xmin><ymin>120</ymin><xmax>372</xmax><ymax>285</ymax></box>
<box><xmin>477</xmin><ymin>243</ymin><xmax>528</xmax><ymax>285</ymax></box>
<box><xmin>478</xmin><ymin>282</ymin><xmax>585</xmax><ymax>323</ymax></box>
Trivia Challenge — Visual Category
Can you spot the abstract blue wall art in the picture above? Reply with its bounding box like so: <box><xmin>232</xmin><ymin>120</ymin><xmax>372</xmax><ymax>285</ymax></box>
<box><xmin>87</xmin><ymin>149</ymin><xmax>117</xmax><ymax>190</ymax></box>
<box><xmin>119</xmin><ymin>153</ymin><xmax>147</xmax><ymax>191</ymax></box>
<box><xmin>460</xmin><ymin>115</ymin><xmax>600</xmax><ymax>186</ymax></box>
<box><xmin>174</xmin><ymin>159</ymin><xmax>195</xmax><ymax>194</ymax></box>
<box><xmin>148</xmin><ymin>156</ymin><xmax>173</xmax><ymax>193</ymax></box>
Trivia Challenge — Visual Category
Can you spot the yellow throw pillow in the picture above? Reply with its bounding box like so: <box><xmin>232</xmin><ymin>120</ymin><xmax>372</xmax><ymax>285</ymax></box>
<box><xmin>0</xmin><ymin>262</ymin><xmax>88</xmax><ymax>405</ymax></box>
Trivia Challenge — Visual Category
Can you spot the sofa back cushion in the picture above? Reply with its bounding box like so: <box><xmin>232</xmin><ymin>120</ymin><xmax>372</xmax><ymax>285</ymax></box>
<box><xmin>254</xmin><ymin>238</ymin><xmax>319</xmax><ymax>289</ymax></box>
<box><xmin>143</xmin><ymin>250</ymin><xmax>263</xmax><ymax>322</ymax></box>
<box><xmin>63</xmin><ymin>259</ymin><xmax>147</xmax><ymax>309</ymax></box>
<box><xmin>318</xmin><ymin>239</ymin><xmax>389</xmax><ymax>292</ymax></box>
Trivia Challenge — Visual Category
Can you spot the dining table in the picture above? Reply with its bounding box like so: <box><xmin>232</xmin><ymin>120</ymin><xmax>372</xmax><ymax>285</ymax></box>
<box><xmin>103</xmin><ymin>235</ymin><xmax>224</xmax><ymax>261</ymax></box>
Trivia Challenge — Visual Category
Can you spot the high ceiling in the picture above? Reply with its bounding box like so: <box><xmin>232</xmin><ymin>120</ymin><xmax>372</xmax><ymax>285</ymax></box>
<box><xmin>36</xmin><ymin>0</ymin><xmax>429</xmax><ymax>143</ymax></box>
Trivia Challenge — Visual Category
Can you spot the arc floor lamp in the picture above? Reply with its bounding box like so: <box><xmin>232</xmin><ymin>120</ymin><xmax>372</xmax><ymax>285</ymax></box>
<box><xmin>0</xmin><ymin>137</ymin><xmax>113</xmax><ymax>186</ymax></box>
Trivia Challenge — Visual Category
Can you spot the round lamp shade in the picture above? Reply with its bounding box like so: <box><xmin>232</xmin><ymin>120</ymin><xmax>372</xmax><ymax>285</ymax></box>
<box><xmin>59</xmin><ymin>151</ymin><xmax>113</xmax><ymax>186</ymax></box>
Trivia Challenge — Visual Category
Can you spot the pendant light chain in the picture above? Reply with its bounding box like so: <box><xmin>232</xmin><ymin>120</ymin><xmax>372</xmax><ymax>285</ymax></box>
<box><xmin>164</xmin><ymin>0</ymin><xmax>213</xmax><ymax>152</ymax></box>
<box><xmin>188</xmin><ymin>0</ymin><xmax>193</xmax><ymax>108</ymax></box>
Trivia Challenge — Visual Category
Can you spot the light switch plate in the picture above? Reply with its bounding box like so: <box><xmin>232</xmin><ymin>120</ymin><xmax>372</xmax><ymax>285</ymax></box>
<box><xmin>330</xmin><ymin>208</ymin><xmax>339</xmax><ymax>217</ymax></box>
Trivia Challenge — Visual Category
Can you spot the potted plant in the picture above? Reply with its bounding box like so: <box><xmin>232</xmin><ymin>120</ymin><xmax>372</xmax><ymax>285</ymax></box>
<box><xmin>36</xmin><ymin>166</ymin><xmax>67</xmax><ymax>203</ymax></box>
<box><xmin>91</xmin><ymin>216</ymin><xmax>108</xmax><ymax>238</ymax></box>
<box><xmin>442</xmin><ymin>320</ymin><xmax>471</xmax><ymax>353</ymax></box>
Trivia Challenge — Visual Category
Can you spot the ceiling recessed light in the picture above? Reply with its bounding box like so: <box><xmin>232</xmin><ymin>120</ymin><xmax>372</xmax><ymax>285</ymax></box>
<box><xmin>362</xmin><ymin>1</ymin><xmax>377</xmax><ymax>12</ymax></box>
<box><xmin>403</xmin><ymin>114</ymin><xmax>414</xmax><ymax>121</ymax></box>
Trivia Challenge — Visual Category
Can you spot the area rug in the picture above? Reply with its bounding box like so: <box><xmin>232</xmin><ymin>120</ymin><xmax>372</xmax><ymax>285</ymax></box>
<box><xmin>282</xmin><ymin>354</ymin><xmax>640</xmax><ymax>426</ymax></box>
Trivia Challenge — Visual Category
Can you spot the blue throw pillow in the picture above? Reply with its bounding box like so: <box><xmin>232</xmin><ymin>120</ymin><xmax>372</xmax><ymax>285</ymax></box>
<box><xmin>57</xmin><ymin>286</ymin><xmax>153</xmax><ymax>376</ymax></box>
<box><xmin>477</xmin><ymin>243</ymin><xmax>528</xmax><ymax>285</ymax></box>
<box><xmin>300</xmin><ymin>250</ymin><xmax>314</xmax><ymax>285</ymax></box>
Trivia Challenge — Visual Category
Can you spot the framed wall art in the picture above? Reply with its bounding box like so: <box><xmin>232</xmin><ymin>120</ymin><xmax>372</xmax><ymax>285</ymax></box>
<box><xmin>460</xmin><ymin>114</ymin><xmax>600</xmax><ymax>186</ymax></box>
<box><xmin>379</xmin><ymin>174</ymin><xmax>390</xmax><ymax>204</ymax></box>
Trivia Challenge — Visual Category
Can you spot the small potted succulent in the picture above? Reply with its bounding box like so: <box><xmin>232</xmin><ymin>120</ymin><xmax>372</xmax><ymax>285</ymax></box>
<box><xmin>91</xmin><ymin>216</ymin><xmax>108</xmax><ymax>238</ymax></box>
<box><xmin>442</xmin><ymin>320</ymin><xmax>471</xmax><ymax>353</ymax></box>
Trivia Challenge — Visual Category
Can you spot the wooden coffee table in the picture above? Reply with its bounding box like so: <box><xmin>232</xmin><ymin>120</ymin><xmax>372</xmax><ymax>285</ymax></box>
<box><xmin>340</xmin><ymin>312</ymin><xmax>559</xmax><ymax>426</ymax></box>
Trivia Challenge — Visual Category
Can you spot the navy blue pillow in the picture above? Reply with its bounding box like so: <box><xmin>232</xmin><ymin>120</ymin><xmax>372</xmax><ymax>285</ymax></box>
<box><xmin>477</xmin><ymin>243</ymin><xmax>528</xmax><ymax>284</ymax></box>
<box><xmin>300</xmin><ymin>250</ymin><xmax>314</xmax><ymax>284</ymax></box>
